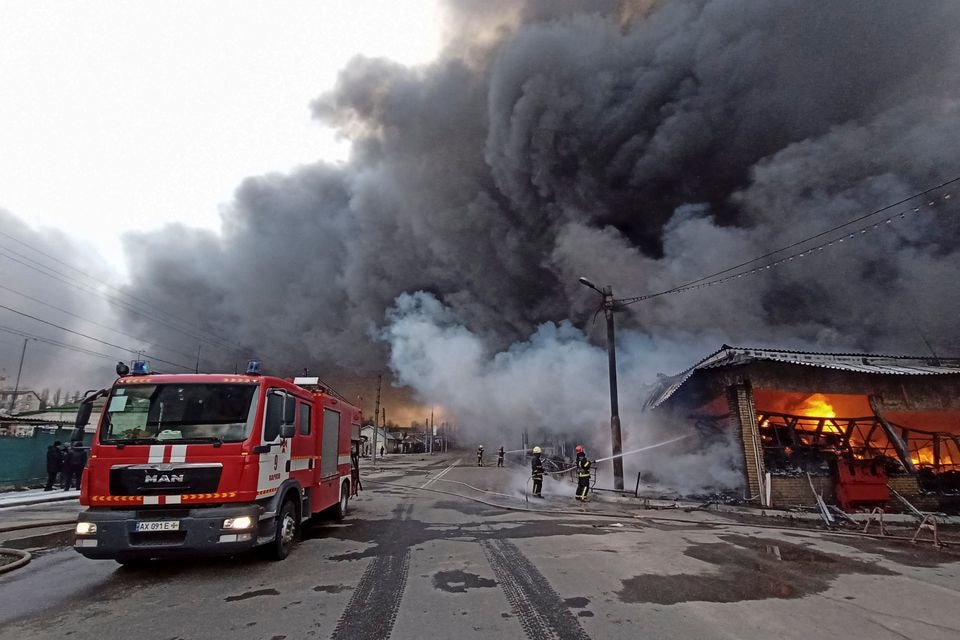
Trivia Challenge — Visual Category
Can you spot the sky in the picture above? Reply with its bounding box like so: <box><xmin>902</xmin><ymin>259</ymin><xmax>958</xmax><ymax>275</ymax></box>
<box><xmin>0</xmin><ymin>0</ymin><xmax>441</xmax><ymax>273</ymax></box>
<box><xmin>2</xmin><ymin>1</ymin><xmax>959</xmax><ymax>465</ymax></box>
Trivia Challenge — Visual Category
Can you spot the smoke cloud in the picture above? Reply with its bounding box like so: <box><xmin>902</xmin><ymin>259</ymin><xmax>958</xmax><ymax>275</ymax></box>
<box><xmin>104</xmin><ymin>1</ymin><xmax>960</xmax><ymax>486</ymax></box>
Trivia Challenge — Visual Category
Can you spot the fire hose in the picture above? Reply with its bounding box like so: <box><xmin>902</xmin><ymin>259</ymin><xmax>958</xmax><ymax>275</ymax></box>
<box><xmin>0</xmin><ymin>548</ymin><xmax>32</xmax><ymax>574</ymax></box>
<box><xmin>367</xmin><ymin>475</ymin><xmax>955</xmax><ymax>548</ymax></box>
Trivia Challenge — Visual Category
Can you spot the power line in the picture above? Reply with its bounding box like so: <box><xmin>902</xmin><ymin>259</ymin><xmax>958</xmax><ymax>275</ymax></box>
<box><xmin>0</xmin><ymin>245</ymin><xmax>241</xmax><ymax>354</ymax></box>
<box><xmin>617</xmin><ymin>176</ymin><xmax>959</xmax><ymax>306</ymax></box>
<box><xmin>0</xmin><ymin>229</ymin><xmax>242</xmax><ymax>350</ymax></box>
<box><xmin>0</xmin><ymin>282</ymin><xmax>200</xmax><ymax>362</ymax></box>
<box><xmin>0</xmin><ymin>302</ymin><xmax>194</xmax><ymax>371</ymax></box>
<box><xmin>0</xmin><ymin>324</ymin><xmax>116</xmax><ymax>361</ymax></box>
<box><xmin>0</xmin><ymin>235</ymin><xmax>243</xmax><ymax>353</ymax></box>
<box><xmin>0</xmin><ymin>325</ymin><xmax>177</xmax><ymax>375</ymax></box>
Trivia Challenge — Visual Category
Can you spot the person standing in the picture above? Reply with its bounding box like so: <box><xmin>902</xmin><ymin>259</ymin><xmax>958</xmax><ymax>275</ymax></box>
<box><xmin>45</xmin><ymin>440</ymin><xmax>65</xmax><ymax>491</ymax></box>
<box><xmin>575</xmin><ymin>445</ymin><xmax>591</xmax><ymax>502</ymax></box>
<box><xmin>497</xmin><ymin>446</ymin><xmax>505</xmax><ymax>467</ymax></box>
<box><xmin>531</xmin><ymin>446</ymin><xmax>544</xmax><ymax>497</ymax></box>
<box><xmin>62</xmin><ymin>442</ymin><xmax>88</xmax><ymax>490</ymax></box>
<box><xmin>477</xmin><ymin>445</ymin><xmax>484</xmax><ymax>467</ymax></box>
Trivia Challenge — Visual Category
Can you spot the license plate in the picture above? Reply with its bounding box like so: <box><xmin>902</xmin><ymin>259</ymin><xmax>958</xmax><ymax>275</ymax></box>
<box><xmin>135</xmin><ymin>520</ymin><xmax>180</xmax><ymax>532</ymax></box>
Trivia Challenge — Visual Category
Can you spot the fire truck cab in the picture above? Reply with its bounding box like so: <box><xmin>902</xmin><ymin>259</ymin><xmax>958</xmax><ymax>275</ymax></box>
<box><xmin>73</xmin><ymin>364</ymin><xmax>361</xmax><ymax>563</ymax></box>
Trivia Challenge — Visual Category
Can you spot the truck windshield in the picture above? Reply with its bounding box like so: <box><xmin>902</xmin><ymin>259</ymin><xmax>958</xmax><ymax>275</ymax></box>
<box><xmin>100</xmin><ymin>383</ymin><xmax>259</xmax><ymax>444</ymax></box>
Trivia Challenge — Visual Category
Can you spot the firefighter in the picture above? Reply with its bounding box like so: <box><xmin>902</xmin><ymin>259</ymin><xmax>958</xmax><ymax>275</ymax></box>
<box><xmin>575</xmin><ymin>445</ymin><xmax>591</xmax><ymax>502</ymax></box>
<box><xmin>477</xmin><ymin>445</ymin><xmax>484</xmax><ymax>467</ymax></box>
<box><xmin>45</xmin><ymin>440</ymin><xmax>65</xmax><ymax>491</ymax></box>
<box><xmin>497</xmin><ymin>446</ymin><xmax>505</xmax><ymax>467</ymax></box>
<box><xmin>62</xmin><ymin>442</ymin><xmax>87</xmax><ymax>491</ymax></box>
<box><xmin>531</xmin><ymin>446</ymin><xmax>544</xmax><ymax>497</ymax></box>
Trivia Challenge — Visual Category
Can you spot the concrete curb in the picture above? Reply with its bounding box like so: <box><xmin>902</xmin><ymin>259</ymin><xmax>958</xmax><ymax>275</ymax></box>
<box><xmin>0</xmin><ymin>519</ymin><xmax>76</xmax><ymax>535</ymax></box>
<box><xmin>0</xmin><ymin>548</ymin><xmax>32</xmax><ymax>574</ymax></box>
<box><xmin>0</xmin><ymin>493</ymin><xmax>81</xmax><ymax>509</ymax></box>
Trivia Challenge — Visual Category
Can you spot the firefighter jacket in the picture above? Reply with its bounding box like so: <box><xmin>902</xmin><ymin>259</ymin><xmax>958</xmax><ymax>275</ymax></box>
<box><xmin>576</xmin><ymin>454</ymin><xmax>592</xmax><ymax>478</ymax></box>
<box><xmin>531</xmin><ymin>455</ymin><xmax>544</xmax><ymax>479</ymax></box>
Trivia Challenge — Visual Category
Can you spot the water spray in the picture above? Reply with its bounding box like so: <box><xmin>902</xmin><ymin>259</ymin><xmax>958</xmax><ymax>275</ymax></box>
<box><xmin>592</xmin><ymin>434</ymin><xmax>692</xmax><ymax>463</ymax></box>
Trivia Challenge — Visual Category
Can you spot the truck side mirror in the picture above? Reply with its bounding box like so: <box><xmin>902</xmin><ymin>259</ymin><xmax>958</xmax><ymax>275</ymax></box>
<box><xmin>280</xmin><ymin>423</ymin><xmax>296</xmax><ymax>439</ymax></box>
<box><xmin>70</xmin><ymin>393</ymin><xmax>100</xmax><ymax>444</ymax></box>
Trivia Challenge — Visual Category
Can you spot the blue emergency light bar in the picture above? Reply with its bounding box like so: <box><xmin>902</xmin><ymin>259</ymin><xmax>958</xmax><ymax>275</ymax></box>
<box><xmin>131</xmin><ymin>360</ymin><xmax>150</xmax><ymax>375</ymax></box>
<box><xmin>246</xmin><ymin>360</ymin><xmax>262</xmax><ymax>375</ymax></box>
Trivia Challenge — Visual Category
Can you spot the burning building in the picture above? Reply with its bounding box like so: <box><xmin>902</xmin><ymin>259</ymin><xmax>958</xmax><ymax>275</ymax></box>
<box><xmin>645</xmin><ymin>346</ymin><xmax>960</xmax><ymax>513</ymax></box>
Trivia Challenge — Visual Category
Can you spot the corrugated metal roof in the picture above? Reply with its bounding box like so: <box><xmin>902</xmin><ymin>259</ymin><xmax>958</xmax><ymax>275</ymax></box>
<box><xmin>645</xmin><ymin>345</ymin><xmax>960</xmax><ymax>409</ymax></box>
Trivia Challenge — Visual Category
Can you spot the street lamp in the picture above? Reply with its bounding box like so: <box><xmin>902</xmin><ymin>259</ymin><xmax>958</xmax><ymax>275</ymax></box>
<box><xmin>578</xmin><ymin>276</ymin><xmax>625</xmax><ymax>491</ymax></box>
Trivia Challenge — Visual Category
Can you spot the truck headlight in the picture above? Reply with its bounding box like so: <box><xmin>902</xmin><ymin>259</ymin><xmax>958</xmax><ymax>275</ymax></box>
<box><xmin>76</xmin><ymin>522</ymin><xmax>97</xmax><ymax>535</ymax></box>
<box><xmin>223</xmin><ymin>516</ymin><xmax>254</xmax><ymax>530</ymax></box>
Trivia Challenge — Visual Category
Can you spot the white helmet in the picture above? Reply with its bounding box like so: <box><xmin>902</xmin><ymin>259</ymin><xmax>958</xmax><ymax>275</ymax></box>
<box><xmin>532</xmin><ymin>446</ymin><xmax>542</xmax><ymax>454</ymax></box>
<box><xmin>479</xmin><ymin>445</ymin><xmax>484</xmax><ymax>449</ymax></box>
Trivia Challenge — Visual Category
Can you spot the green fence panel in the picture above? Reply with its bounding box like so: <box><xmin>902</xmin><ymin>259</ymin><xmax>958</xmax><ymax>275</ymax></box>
<box><xmin>0</xmin><ymin>429</ymin><xmax>74</xmax><ymax>486</ymax></box>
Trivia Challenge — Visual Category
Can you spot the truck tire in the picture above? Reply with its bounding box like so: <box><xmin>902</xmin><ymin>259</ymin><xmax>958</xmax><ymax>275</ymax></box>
<box><xmin>266</xmin><ymin>498</ymin><xmax>298</xmax><ymax>561</ymax></box>
<box><xmin>334</xmin><ymin>481</ymin><xmax>349</xmax><ymax>520</ymax></box>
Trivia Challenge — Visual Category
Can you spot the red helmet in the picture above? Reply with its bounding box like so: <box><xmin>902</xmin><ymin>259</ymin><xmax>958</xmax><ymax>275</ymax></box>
<box><xmin>575</xmin><ymin>445</ymin><xmax>584</xmax><ymax>453</ymax></box>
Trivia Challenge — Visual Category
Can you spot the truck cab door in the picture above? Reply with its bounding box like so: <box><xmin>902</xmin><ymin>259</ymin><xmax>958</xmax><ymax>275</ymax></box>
<box><xmin>256</xmin><ymin>390</ymin><xmax>293</xmax><ymax>499</ymax></box>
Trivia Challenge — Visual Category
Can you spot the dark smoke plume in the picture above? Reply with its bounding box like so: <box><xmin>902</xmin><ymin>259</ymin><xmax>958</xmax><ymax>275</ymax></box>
<box><xmin>119</xmin><ymin>1</ymin><xmax>960</xmax><ymax>436</ymax></box>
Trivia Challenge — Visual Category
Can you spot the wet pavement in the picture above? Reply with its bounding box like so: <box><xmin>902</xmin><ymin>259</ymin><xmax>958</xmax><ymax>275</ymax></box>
<box><xmin>1</xmin><ymin>452</ymin><xmax>959</xmax><ymax>639</ymax></box>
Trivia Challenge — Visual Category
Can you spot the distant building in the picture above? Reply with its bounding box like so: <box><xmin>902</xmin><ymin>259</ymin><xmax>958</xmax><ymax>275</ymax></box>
<box><xmin>0</xmin><ymin>389</ymin><xmax>44</xmax><ymax>415</ymax></box>
<box><xmin>360</xmin><ymin>426</ymin><xmax>398</xmax><ymax>455</ymax></box>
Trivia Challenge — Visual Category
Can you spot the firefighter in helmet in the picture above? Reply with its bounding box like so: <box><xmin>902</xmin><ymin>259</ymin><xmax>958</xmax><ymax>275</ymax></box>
<box><xmin>477</xmin><ymin>445</ymin><xmax>484</xmax><ymax>467</ymax></box>
<box><xmin>531</xmin><ymin>446</ymin><xmax>544</xmax><ymax>497</ymax></box>
<box><xmin>575</xmin><ymin>445</ymin><xmax>591</xmax><ymax>501</ymax></box>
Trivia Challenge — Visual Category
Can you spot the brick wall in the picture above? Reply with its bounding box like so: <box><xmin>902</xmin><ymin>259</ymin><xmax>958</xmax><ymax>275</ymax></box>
<box><xmin>887</xmin><ymin>475</ymin><xmax>941</xmax><ymax>511</ymax></box>
<box><xmin>770</xmin><ymin>475</ymin><xmax>836</xmax><ymax>508</ymax></box>
<box><xmin>770</xmin><ymin>474</ymin><xmax>946</xmax><ymax>512</ymax></box>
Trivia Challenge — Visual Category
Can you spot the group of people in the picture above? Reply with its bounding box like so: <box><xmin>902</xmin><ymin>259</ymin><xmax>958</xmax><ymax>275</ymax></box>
<box><xmin>476</xmin><ymin>444</ymin><xmax>593</xmax><ymax>501</ymax></box>
<box><xmin>45</xmin><ymin>440</ymin><xmax>87</xmax><ymax>491</ymax></box>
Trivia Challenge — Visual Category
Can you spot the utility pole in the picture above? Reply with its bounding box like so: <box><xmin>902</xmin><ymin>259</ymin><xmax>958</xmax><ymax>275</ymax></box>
<box><xmin>195</xmin><ymin>343</ymin><xmax>202</xmax><ymax>374</ymax></box>
<box><xmin>430</xmin><ymin>410</ymin><xmax>435</xmax><ymax>454</ymax></box>
<box><xmin>579</xmin><ymin>278</ymin><xmax>625</xmax><ymax>491</ymax></box>
<box><xmin>9</xmin><ymin>338</ymin><xmax>27</xmax><ymax>412</ymax></box>
<box><xmin>372</xmin><ymin>375</ymin><xmax>382</xmax><ymax>461</ymax></box>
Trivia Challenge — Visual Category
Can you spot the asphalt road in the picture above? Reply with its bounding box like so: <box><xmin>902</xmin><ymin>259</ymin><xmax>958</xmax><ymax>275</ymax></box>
<box><xmin>2</xmin><ymin>452</ymin><xmax>959</xmax><ymax>640</ymax></box>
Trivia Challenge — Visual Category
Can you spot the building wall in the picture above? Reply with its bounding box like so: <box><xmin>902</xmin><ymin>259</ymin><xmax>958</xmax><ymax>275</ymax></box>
<box><xmin>769</xmin><ymin>474</ymin><xmax>942</xmax><ymax>512</ymax></box>
<box><xmin>769</xmin><ymin>475</ymin><xmax>836</xmax><ymax>507</ymax></box>
<box><xmin>726</xmin><ymin>383</ymin><xmax>766</xmax><ymax>503</ymax></box>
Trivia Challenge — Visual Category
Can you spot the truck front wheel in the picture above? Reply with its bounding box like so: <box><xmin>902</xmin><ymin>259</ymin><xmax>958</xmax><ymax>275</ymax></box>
<box><xmin>266</xmin><ymin>499</ymin><xmax>298</xmax><ymax>561</ymax></box>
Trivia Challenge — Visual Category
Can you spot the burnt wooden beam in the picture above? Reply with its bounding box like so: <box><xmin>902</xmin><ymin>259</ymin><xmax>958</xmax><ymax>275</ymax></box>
<box><xmin>869</xmin><ymin>395</ymin><xmax>917</xmax><ymax>473</ymax></box>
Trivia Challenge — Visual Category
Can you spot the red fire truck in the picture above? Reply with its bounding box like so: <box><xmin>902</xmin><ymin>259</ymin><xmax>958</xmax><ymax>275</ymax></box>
<box><xmin>72</xmin><ymin>362</ymin><xmax>361</xmax><ymax>563</ymax></box>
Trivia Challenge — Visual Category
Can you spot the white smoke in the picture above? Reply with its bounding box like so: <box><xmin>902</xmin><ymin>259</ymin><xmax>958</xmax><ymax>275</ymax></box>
<box><xmin>382</xmin><ymin>291</ymin><xmax>744</xmax><ymax>494</ymax></box>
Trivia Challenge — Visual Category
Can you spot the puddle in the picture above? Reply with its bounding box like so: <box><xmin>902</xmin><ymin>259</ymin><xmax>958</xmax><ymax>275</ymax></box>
<box><xmin>616</xmin><ymin>534</ymin><xmax>893</xmax><ymax>605</ymax></box>
<box><xmin>432</xmin><ymin>569</ymin><xmax>497</xmax><ymax>593</ymax></box>
<box><xmin>224</xmin><ymin>588</ymin><xmax>279</xmax><ymax>602</ymax></box>
<box><xmin>313</xmin><ymin>584</ymin><xmax>352</xmax><ymax>593</ymax></box>
<box><xmin>822</xmin><ymin>534</ymin><xmax>960</xmax><ymax>568</ymax></box>
<box><xmin>563</xmin><ymin>597</ymin><xmax>590</xmax><ymax>608</ymax></box>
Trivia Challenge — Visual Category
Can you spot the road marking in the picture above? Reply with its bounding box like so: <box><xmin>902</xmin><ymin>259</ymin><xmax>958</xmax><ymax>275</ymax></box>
<box><xmin>420</xmin><ymin>459</ymin><xmax>459</xmax><ymax>489</ymax></box>
<box><xmin>481</xmin><ymin>538</ymin><xmax>592</xmax><ymax>640</ymax></box>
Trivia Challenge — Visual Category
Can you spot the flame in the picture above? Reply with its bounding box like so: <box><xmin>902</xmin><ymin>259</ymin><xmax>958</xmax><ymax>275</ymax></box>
<box><xmin>796</xmin><ymin>394</ymin><xmax>842</xmax><ymax>434</ymax></box>
<box><xmin>797</xmin><ymin>394</ymin><xmax>836</xmax><ymax>418</ymax></box>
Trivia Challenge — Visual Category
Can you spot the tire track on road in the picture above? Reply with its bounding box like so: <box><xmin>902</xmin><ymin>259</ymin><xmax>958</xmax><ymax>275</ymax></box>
<box><xmin>328</xmin><ymin>551</ymin><xmax>411</xmax><ymax>640</ymax></box>
<box><xmin>329</xmin><ymin>497</ymin><xmax>414</xmax><ymax>640</ymax></box>
<box><xmin>481</xmin><ymin>538</ymin><xmax>591</xmax><ymax>640</ymax></box>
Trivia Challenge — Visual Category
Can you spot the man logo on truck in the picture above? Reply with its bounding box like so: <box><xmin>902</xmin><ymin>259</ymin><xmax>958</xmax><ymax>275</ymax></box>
<box><xmin>144</xmin><ymin>474</ymin><xmax>185</xmax><ymax>483</ymax></box>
